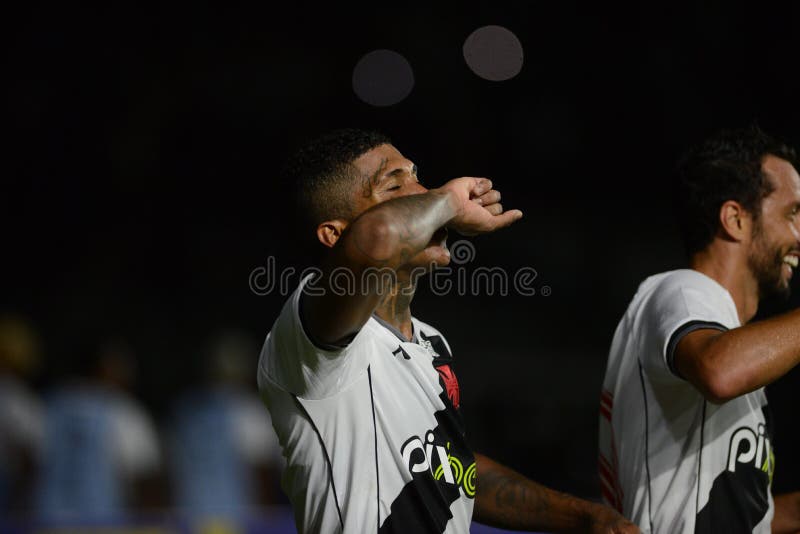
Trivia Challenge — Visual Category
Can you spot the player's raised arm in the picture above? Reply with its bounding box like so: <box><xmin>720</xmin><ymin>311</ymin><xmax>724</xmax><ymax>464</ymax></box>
<box><xmin>673</xmin><ymin>311</ymin><xmax>800</xmax><ymax>404</ymax></box>
<box><xmin>304</xmin><ymin>175</ymin><xmax>521</xmax><ymax>347</ymax></box>
<box><xmin>668</xmin><ymin>147</ymin><xmax>800</xmax><ymax>403</ymax></box>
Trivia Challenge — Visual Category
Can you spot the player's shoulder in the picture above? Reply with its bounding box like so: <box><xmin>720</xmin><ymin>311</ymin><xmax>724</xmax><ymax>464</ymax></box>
<box><xmin>631</xmin><ymin>269</ymin><xmax>737</xmax><ymax>330</ymax></box>
<box><xmin>637</xmin><ymin>269</ymin><xmax>726</xmax><ymax>302</ymax></box>
<box><xmin>257</xmin><ymin>276</ymin><xmax>314</xmax><ymax>391</ymax></box>
<box><xmin>270</xmin><ymin>276</ymin><xmax>307</xmax><ymax>336</ymax></box>
<box><xmin>264</xmin><ymin>274</ymin><xmax>343</xmax><ymax>354</ymax></box>
<box><xmin>259</xmin><ymin>275</ymin><xmax>379</xmax><ymax>395</ymax></box>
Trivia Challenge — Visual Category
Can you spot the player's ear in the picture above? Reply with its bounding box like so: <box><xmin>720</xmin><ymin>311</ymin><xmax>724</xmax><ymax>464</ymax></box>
<box><xmin>316</xmin><ymin>219</ymin><xmax>349</xmax><ymax>248</ymax></box>
<box><xmin>718</xmin><ymin>200</ymin><xmax>751</xmax><ymax>242</ymax></box>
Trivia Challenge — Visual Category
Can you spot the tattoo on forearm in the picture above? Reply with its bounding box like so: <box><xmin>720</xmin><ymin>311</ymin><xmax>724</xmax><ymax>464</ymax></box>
<box><xmin>474</xmin><ymin>453</ymin><xmax>611</xmax><ymax>531</ymax></box>
<box><xmin>479</xmin><ymin>466</ymin><xmax>551</xmax><ymax>525</ymax></box>
<box><xmin>351</xmin><ymin>190</ymin><xmax>452</xmax><ymax>266</ymax></box>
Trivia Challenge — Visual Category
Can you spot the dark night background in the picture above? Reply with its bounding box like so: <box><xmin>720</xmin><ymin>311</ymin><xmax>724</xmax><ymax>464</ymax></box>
<box><xmin>5</xmin><ymin>0</ymin><xmax>800</xmax><ymax>509</ymax></box>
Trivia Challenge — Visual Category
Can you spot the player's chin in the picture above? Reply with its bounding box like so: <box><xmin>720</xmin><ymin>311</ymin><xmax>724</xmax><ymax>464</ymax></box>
<box><xmin>779</xmin><ymin>266</ymin><xmax>793</xmax><ymax>291</ymax></box>
<box><xmin>769</xmin><ymin>266</ymin><xmax>792</xmax><ymax>299</ymax></box>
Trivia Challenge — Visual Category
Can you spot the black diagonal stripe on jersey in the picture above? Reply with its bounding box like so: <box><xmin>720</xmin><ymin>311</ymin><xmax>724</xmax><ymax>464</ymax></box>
<box><xmin>378</xmin><ymin>389</ymin><xmax>473</xmax><ymax>534</ymax></box>
<box><xmin>694</xmin><ymin>464</ymin><xmax>770</xmax><ymax>532</ymax></box>
<box><xmin>695</xmin><ymin>406</ymin><xmax>773</xmax><ymax>533</ymax></box>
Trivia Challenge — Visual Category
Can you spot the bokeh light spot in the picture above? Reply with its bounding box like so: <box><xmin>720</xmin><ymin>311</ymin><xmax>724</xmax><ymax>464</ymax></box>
<box><xmin>352</xmin><ymin>49</ymin><xmax>415</xmax><ymax>107</ymax></box>
<box><xmin>463</xmin><ymin>25</ymin><xmax>524</xmax><ymax>81</ymax></box>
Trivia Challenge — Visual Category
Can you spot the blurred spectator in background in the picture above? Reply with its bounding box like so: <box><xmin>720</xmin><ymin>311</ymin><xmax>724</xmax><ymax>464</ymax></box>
<box><xmin>0</xmin><ymin>315</ymin><xmax>44</xmax><ymax>515</ymax></box>
<box><xmin>35</xmin><ymin>336</ymin><xmax>162</xmax><ymax>523</ymax></box>
<box><xmin>167</xmin><ymin>329</ymin><xmax>282</xmax><ymax>522</ymax></box>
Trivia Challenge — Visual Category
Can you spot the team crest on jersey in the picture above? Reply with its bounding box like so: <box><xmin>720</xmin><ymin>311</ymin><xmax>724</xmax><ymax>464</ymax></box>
<box><xmin>419</xmin><ymin>331</ymin><xmax>452</xmax><ymax>360</ymax></box>
<box><xmin>436</xmin><ymin>364</ymin><xmax>460</xmax><ymax>409</ymax></box>
<box><xmin>419</xmin><ymin>338</ymin><xmax>440</xmax><ymax>358</ymax></box>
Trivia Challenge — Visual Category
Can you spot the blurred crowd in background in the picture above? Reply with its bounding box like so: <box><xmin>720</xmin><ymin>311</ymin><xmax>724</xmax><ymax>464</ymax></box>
<box><xmin>0</xmin><ymin>313</ymin><xmax>289</xmax><ymax>532</ymax></box>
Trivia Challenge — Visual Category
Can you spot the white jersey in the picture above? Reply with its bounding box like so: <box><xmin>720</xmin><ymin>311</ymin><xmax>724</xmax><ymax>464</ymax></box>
<box><xmin>599</xmin><ymin>269</ymin><xmax>775</xmax><ymax>533</ymax></box>
<box><xmin>258</xmin><ymin>276</ymin><xmax>475</xmax><ymax>534</ymax></box>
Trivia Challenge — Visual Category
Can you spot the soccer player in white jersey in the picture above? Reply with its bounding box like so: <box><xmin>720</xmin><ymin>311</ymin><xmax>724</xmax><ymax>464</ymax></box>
<box><xmin>259</xmin><ymin>129</ymin><xmax>637</xmax><ymax>533</ymax></box>
<box><xmin>599</xmin><ymin>126</ymin><xmax>800</xmax><ymax>533</ymax></box>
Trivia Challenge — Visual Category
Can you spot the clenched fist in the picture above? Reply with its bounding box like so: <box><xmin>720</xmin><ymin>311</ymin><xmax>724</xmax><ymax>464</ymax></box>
<box><xmin>435</xmin><ymin>177</ymin><xmax>523</xmax><ymax>236</ymax></box>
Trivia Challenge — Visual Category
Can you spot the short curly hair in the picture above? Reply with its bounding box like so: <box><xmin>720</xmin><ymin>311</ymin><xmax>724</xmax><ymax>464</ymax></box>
<box><xmin>283</xmin><ymin>128</ymin><xmax>392</xmax><ymax>237</ymax></box>
<box><xmin>675</xmin><ymin>126</ymin><xmax>797</xmax><ymax>257</ymax></box>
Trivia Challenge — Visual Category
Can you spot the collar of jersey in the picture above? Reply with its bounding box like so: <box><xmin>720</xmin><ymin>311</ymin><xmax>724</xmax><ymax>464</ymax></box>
<box><xmin>370</xmin><ymin>313</ymin><xmax>419</xmax><ymax>344</ymax></box>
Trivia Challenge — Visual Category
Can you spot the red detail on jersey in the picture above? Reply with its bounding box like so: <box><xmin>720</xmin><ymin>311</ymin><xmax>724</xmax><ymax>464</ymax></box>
<box><xmin>600</xmin><ymin>389</ymin><xmax>614</xmax><ymax>421</ymax></box>
<box><xmin>599</xmin><ymin>453</ymin><xmax>624</xmax><ymax>513</ymax></box>
<box><xmin>436</xmin><ymin>364</ymin><xmax>460</xmax><ymax>409</ymax></box>
<box><xmin>598</xmin><ymin>389</ymin><xmax>623</xmax><ymax>513</ymax></box>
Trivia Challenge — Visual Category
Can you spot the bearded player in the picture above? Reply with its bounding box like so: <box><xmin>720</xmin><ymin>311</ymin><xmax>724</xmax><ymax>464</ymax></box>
<box><xmin>599</xmin><ymin>126</ymin><xmax>800</xmax><ymax>533</ymax></box>
<box><xmin>258</xmin><ymin>129</ymin><xmax>637</xmax><ymax>533</ymax></box>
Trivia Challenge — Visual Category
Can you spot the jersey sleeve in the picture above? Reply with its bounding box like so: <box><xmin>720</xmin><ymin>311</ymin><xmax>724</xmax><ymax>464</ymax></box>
<box><xmin>258</xmin><ymin>275</ymin><xmax>372</xmax><ymax>400</ymax></box>
<box><xmin>642</xmin><ymin>273</ymin><xmax>733</xmax><ymax>382</ymax></box>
